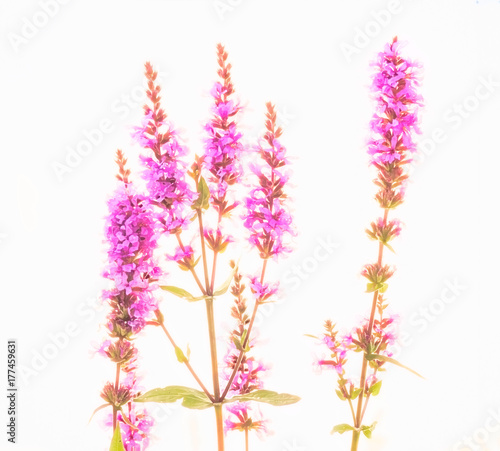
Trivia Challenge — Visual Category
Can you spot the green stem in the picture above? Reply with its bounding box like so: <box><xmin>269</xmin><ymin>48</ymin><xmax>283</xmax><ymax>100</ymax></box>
<box><xmin>220</xmin><ymin>259</ymin><xmax>268</xmax><ymax>400</ymax></box>
<box><xmin>351</xmin><ymin>430</ymin><xmax>360</xmax><ymax>451</ymax></box>
<box><xmin>158</xmin><ymin>321</ymin><xmax>214</xmax><ymax>402</ymax></box>
<box><xmin>351</xmin><ymin>208</ymin><xmax>389</xmax><ymax>450</ymax></box>
<box><xmin>205</xmin><ymin>298</ymin><xmax>220</xmax><ymax>400</ymax></box>
<box><xmin>176</xmin><ymin>232</ymin><xmax>206</xmax><ymax>295</ymax></box>
<box><xmin>197</xmin><ymin>209</ymin><xmax>210</xmax><ymax>292</ymax></box>
<box><xmin>214</xmin><ymin>403</ymin><xmax>225</xmax><ymax>451</ymax></box>
<box><xmin>210</xmin><ymin>210</ymin><xmax>223</xmax><ymax>294</ymax></box>
<box><xmin>245</xmin><ymin>428</ymin><xmax>249</xmax><ymax>451</ymax></box>
<box><xmin>113</xmin><ymin>362</ymin><xmax>120</xmax><ymax>430</ymax></box>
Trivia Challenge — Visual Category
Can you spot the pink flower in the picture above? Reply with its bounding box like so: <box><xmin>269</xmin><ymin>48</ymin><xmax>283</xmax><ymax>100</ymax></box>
<box><xmin>167</xmin><ymin>245</ymin><xmax>194</xmax><ymax>263</ymax></box>
<box><xmin>203</xmin><ymin>44</ymin><xmax>244</xmax><ymax>212</ymax></box>
<box><xmin>224</xmin><ymin>402</ymin><xmax>270</xmax><ymax>439</ymax></box>
<box><xmin>133</xmin><ymin>62</ymin><xmax>195</xmax><ymax>235</ymax></box>
<box><xmin>368</xmin><ymin>37</ymin><xmax>422</xmax><ymax>209</ymax></box>
<box><xmin>243</xmin><ymin>103</ymin><xmax>294</xmax><ymax>259</ymax></box>
<box><xmin>117</xmin><ymin>405</ymin><xmax>154</xmax><ymax>451</ymax></box>
<box><xmin>103</xmin><ymin>172</ymin><xmax>160</xmax><ymax>336</ymax></box>
<box><xmin>249</xmin><ymin>277</ymin><xmax>279</xmax><ymax>302</ymax></box>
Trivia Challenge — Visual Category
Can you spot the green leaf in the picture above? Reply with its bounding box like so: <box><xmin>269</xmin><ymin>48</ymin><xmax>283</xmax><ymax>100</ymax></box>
<box><xmin>241</xmin><ymin>329</ymin><xmax>248</xmax><ymax>346</ymax></box>
<box><xmin>335</xmin><ymin>389</ymin><xmax>346</xmax><ymax>401</ymax></box>
<box><xmin>134</xmin><ymin>386</ymin><xmax>203</xmax><ymax>403</ymax></box>
<box><xmin>367</xmin><ymin>354</ymin><xmax>424</xmax><ymax>379</ymax></box>
<box><xmin>383</xmin><ymin>242</ymin><xmax>396</xmax><ymax>253</ymax></box>
<box><xmin>192</xmin><ymin>176</ymin><xmax>210</xmax><ymax>210</ymax></box>
<box><xmin>181</xmin><ymin>393</ymin><xmax>213</xmax><ymax>410</ymax></box>
<box><xmin>366</xmin><ymin>282</ymin><xmax>388</xmax><ymax>293</ymax></box>
<box><xmin>350</xmin><ymin>388</ymin><xmax>363</xmax><ymax>400</ymax></box>
<box><xmin>304</xmin><ymin>334</ymin><xmax>319</xmax><ymax>339</ymax></box>
<box><xmin>331</xmin><ymin>423</ymin><xmax>354</xmax><ymax>435</ymax></box>
<box><xmin>134</xmin><ymin>386</ymin><xmax>213</xmax><ymax>410</ymax></box>
<box><xmin>109</xmin><ymin>425</ymin><xmax>126</xmax><ymax>451</ymax></box>
<box><xmin>232</xmin><ymin>335</ymin><xmax>243</xmax><ymax>351</ymax></box>
<box><xmin>175</xmin><ymin>346</ymin><xmax>187</xmax><ymax>363</ymax></box>
<box><xmin>368</xmin><ymin>380</ymin><xmax>382</xmax><ymax>396</ymax></box>
<box><xmin>160</xmin><ymin>285</ymin><xmax>209</xmax><ymax>302</ymax></box>
<box><xmin>213</xmin><ymin>264</ymin><xmax>238</xmax><ymax>297</ymax></box>
<box><xmin>378</xmin><ymin>282</ymin><xmax>389</xmax><ymax>293</ymax></box>
<box><xmin>228</xmin><ymin>390</ymin><xmax>300</xmax><ymax>407</ymax></box>
<box><xmin>361</xmin><ymin>421</ymin><xmax>377</xmax><ymax>438</ymax></box>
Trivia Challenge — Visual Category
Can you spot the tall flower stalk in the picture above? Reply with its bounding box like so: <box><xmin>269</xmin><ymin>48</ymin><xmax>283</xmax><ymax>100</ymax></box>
<box><xmin>94</xmin><ymin>151</ymin><xmax>159</xmax><ymax>450</ymax></box>
<box><xmin>92</xmin><ymin>44</ymin><xmax>299</xmax><ymax>451</ymax></box>
<box><xmin>219</xmin><ymin>101</ymin><xmax>293</xmax><ymax>450</ymax></box>
<box><xmin>316</xmin><ymin>37</ymin><xmax>423</xmax><ymax>450</ymax></box>
<box><xmin>222</xmin><ymin>270</ymin><xmax>269</xmax><ymax>450</ymax></box>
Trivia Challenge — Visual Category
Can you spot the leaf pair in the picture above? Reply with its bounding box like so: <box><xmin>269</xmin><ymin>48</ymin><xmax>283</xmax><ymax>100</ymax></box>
<box><xmin>331</xmin><ymin>421</ymin><xmax>377</xmax><ymax>438</ymax></box>
<box><xmin>161</xmin><ymin>262</ymin><xmax>237</xmax><ymax>302</ymax></box>
<box><xmin>134</xmin><ymin>385</ymin><xmax>212</xmax><ymax>410</ymax></box>
<box><xmin>134</xmin><ymin>386</ymin><xmax>300</xmax><ymax>409</ymax></box>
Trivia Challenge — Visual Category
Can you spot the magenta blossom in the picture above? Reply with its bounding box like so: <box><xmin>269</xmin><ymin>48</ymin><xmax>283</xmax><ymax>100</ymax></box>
<box><xmin>368</xmin><ymin>37</ymin><xmax>422</xmax><ymax>167</ymax></box>
<box><xmin>224</xmin><ymin>401</ymin><xmax>270</xmax><ymax>439</ymax></box>
<box><xmin>117</xmin><ymin>405</ymin><xmax>154</xmax><ymax>451</ymax></box>
<box><xmin>102</xmin><ymin>169</ymin><xmax>160</xmax><ymax>336</ymax></box>
<box><xmin>167</xmin><ymin>245</ymin><xmax>194</xmax><ymax>263</ymax></box>
<box><xmin>222</xmin><ymin>340</ymin><xmax>268</xmax><ymax>396</ymax></box>
<box><xmin>243</xmin><ymin>103</ymin><xmax>294</xmax><ymax>260</ymax></box>
<box><xmin>133</xmin><ymin>62</ymin><xmax>195</xmax><ymax>234</ymax></box>
<box><xmin>249</xmin><ymin>277</ymin><xmax>279</xmax><ymax>303</ymax></box>
<box><xmin>316</xmin><ymin>330</ymin><xmax>350</xmax><ymax>376</ymax></box>
<box><xmin>203</xmin><ymin>44</ymin><xmax>244</xmax><ymax>212</ymax></box>
<box><xmin>104</xmin><ymin>403</ymin><xmax>154</xmax><ymax>451</ymax></box>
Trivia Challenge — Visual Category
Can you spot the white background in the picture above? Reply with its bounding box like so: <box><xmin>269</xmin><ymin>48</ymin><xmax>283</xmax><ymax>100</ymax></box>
<box><xmin>1</xmin><ymin>1</ymin><xmax>500</xmax><ymax>450</ymax></box>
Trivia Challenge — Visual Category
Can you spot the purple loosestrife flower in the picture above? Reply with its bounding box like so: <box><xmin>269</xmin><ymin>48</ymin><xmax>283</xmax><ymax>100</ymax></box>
<box><xmin>117</xmin><ymin>404</ymin><xmax>154</xmax><ymax>451</ymax></box>
<box><xmin>368</xmin><ymin>37</ymin><xmax>422</xmax><ymax>165</ymax></box>
<box><xmin>97</xmin><ymin>151</ymin><xmax>160</xmax><ymax>449</ymax></box>
<box><xmin>224</xmin><ymin>402</ymin><xmax>269</xmax><ymax>439</ymax></box>
<box><xmin>243</xmin><ymin>103</ymin><xmax>293</xmax><ymax>260</ymax></box>
<box><xmin>203</xmin><ymin>43</ymin><xmax>244</xmax><ymax>216</ymax></box>
<box><xmin>316</xmin><ymin>320</ymin><xmax>349</xmax><ymax>376</ymax></box>
<box><xmin>316</xmin><ymin>41</ymin><xmax>422</xmax><ymax>446</ymax></box>
<box><xmin>222</xmin><ymin>272</ymin><xmax>268</xmax><ymax>396</ymax></box>
<box><xmin>248</xmin><ymin>277</ymin><xmax>279</xmax><ymax>303</ymax></box>
<box><xmin>103</xmin><ymin>151</ymin><xmax>161</xmax><ymax>337</ymax></box>
<box><xmin>133</xmin><ymin>62</ymin><xmax>195</xmax><ymax>234</ymax></box>
<box><xmin>222</xmin><ymin>271</ymin><xmax>270</xmax><ymax>439</ymax></box>
<box><xmin>368</xmin><ymin>37</ymin><xmax>422</xmax><ymax>210</ymax></box>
